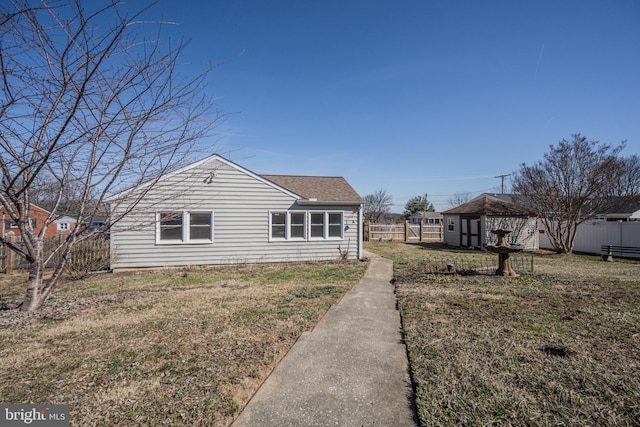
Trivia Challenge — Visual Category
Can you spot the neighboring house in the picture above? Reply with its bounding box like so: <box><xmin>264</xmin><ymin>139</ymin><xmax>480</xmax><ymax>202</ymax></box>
<box><xmin>442</xmin><ymin>194</ymin><xmax>538</xmax><ymax>250</ymax></box>
<box><xmin>107</xmin><ymin>154</ymin><xmax>364</xmax><ymax>271</ymax></box>
<box><xmin>1</xmin><ymin>204</ymin><xmax>59</xmax><ymax>238</ymax></box>
<box><xmin>409</xmin><ymin>211</ymin><xmax>443</xmax><ymax>225</ymax></box>
<box><xmin>54</xmin><ymin>215</ymin><xmax>78</xmax><ymax>233</ymax></box>
<box><xmin>593</xmin><ymin>200</ymin><xmax>640</xmax><ymax>222</ymax></box>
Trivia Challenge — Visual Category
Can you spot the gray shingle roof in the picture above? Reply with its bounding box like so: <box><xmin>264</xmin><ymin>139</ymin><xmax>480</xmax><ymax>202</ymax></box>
<box><xmin>262</xmin><ymin>175</ymin><xmax>363</xmax><ymax>204</ymax></box>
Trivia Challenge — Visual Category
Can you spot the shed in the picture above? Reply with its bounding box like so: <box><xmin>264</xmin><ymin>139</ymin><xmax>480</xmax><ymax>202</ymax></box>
<box><xmin>442</xmin><ymin>194</ymin><xmax>538</xmax><ymax>250</ymax></box>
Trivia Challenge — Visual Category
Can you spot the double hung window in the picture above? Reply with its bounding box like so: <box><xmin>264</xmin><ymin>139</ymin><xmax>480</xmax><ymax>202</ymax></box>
<box><xmin>269</xmin><ymin>210</ymin><xmax>344</xmax><ymax>241</ymax></box>
<box><xmin>290</xmin><ymin>212</ymin><xmax>306</xmax><ymax>238</ymax></box>
<box><xmin>157</xmin><ymin>211</ymin><xmax>213</xmax><ymax>243</ymax></box>
<box><xmin>310</xmin><ymin>211</ymin><xmax>343</xmax><ymax>239</ymax></box>
<box><xmin>270</xmin><ymin>211</ymin><xmax>307</xmax><ymax>241</ymax></box>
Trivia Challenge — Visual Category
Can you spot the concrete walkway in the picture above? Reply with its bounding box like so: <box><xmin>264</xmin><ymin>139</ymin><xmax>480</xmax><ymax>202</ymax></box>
<box><xmin>232</xmin><ymin>252</ymin><xmax>417</xmax><ymax>427</ymax></box>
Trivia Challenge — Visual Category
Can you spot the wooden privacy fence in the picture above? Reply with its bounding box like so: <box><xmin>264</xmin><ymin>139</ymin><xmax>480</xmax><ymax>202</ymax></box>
<box><xmin>364</xmin><ymin>221</ymin><xmax>443</xmax><ymax>242</ymax></box>
<box><xmin>0</xmin><ymin>234</ymin><xmax>110</xmax><ymax>275</ymax></box>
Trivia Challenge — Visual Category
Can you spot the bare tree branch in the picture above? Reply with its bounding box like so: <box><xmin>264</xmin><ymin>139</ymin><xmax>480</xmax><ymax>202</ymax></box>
<box><xmin>0</xmin><ymin>0</ymin><xmax>222</xmax><ymax>310</ymax></box>
<box><xmin>512</xmin><ymin>134</ymin><xmax>638</xmax><ymax>253</ymax></box>
<box><xmin>363</xmin><ymin>189</ymin><xmax>393</xmax><ymax>223</ymax></box>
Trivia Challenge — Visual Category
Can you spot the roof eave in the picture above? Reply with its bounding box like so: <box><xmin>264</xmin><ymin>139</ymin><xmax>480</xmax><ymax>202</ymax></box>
<box><xmin>296</xmin><ymin>199</ymin><xmax>363</xmax><ymax>206</ymax></box>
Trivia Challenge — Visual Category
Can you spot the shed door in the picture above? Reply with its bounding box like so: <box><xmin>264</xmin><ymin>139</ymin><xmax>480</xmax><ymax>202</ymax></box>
<box><xmin>460</xmin><ymin>216</ymin><xmax>481</xmax><ymax>247</ymax></box>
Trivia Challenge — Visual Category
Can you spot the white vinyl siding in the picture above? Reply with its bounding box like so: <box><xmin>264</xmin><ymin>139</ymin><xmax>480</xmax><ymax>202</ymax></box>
<box><xmin>109</xmin><ymin>156</ymin><xmax>361</xmax><ymax>269</ymax></box>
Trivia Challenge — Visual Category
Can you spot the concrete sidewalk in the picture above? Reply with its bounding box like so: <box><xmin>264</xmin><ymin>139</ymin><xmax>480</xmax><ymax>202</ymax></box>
<box><xmin>232</xmin><ymin>252</ymin><xmax>417</xmax><ymax>427</ymax></box>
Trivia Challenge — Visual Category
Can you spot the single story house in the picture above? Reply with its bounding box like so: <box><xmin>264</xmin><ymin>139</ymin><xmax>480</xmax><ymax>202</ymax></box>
<box><xmin>107</xmin><ymin>154</ymin><xmax>364</xmax><ymax>271</ymax></box>
<box><xmin>442</xmin><ymin>194</ymin><xmax>538</xmax><ymax>250</ymax></box>
<box><xmin>591</xmin><ymin>200</ymin><xmax>640</xmax><ymax>222</ymax></box>
<box><xmin>408</xmin><ymin>211</ymin><xmax>443</xmax><ymax>225</ymax></box>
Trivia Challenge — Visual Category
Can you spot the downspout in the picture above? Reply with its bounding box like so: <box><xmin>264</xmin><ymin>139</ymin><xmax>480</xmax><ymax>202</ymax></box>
<box><xmin>358</xmin><ymin>204</ymin><xmax>363</xmax><ymax>260</ymax></box>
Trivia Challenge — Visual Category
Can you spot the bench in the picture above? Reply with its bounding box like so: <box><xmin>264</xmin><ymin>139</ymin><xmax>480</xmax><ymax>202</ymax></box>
<box><xmin>601</xmin><ymin>245</ymin><xmax>640</xmax><ymax>261</ymax></box>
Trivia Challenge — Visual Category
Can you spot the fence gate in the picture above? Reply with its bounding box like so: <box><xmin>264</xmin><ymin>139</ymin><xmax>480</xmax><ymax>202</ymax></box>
<box><xmin>407</xmin><ymin>225</ymin><xmax>421</xmax><ymax>240</ymax></box>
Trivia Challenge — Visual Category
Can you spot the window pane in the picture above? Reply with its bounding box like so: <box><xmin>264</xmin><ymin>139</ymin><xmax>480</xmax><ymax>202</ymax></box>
<box><xmin>190</xmin><ymin>226</ymin><xmax>211</xmax><ymax>240</ymax></box>
<box><xmin>310</xmin><ymin>213</ymin><xmax>324</xmax><ymax>238</ymax></box>
<box><xmin>189</xmin><ymin>212</ymin><xmax>212</xmax><ymax>240</ymax></box>
<box><xmin>290</xmin><ymin>213</ymin><xmax>305</xmax><ymax>238</ymax></box>
<box><xmin>160</xmin><ymin>212</ymin><xmax>181</xmax><ymax>225</ymax></box>
<box><xmin>160</xmin><ymin>212</ymin><xmax>182</xmax><ymax>241</ymax></box>
<box><xmin>272</xmin><ymin>212</ymin><xmax>285</xmax><ymax>225</ymax></box>
<box><xmin>190</xmin><ymin>212</ymin><xmax>211</xmax><ymax>226</ymax></box>
<box><xmin>271</xmin><ymin>212</ymin><xmax>286</xmax><ymax>238</ymax></box>
<box><xmin>329</xmin><ymin>225</ymin><xmax>341</xmax><ymax>237</ymax></box>
<box><xmin>328</xmin><ymin>213</ymin><xmax>342</xmax><ymax>237</ymax></box>
<box><xmin>291</xmin><ymin>213</ymin><xmax>305</xmax><ymax>225</ymax></box>
<box><xmin>161</xmin><ymin>226</ymin><xmax>183</xmax><ymax>240</ymax></box>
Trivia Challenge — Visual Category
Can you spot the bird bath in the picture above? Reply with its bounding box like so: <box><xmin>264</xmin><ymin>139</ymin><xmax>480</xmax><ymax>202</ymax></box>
<box><xmin>486</xmin><ymin>229</ymin><xmax>523</xmax><ymax>277</ymax></box>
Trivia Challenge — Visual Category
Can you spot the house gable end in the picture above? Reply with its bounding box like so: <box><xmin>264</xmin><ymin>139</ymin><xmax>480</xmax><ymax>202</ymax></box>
<box><xmin>107</xmin><ymin>154</ymin><xmax>302</xmax><ymax>202</ymax></box>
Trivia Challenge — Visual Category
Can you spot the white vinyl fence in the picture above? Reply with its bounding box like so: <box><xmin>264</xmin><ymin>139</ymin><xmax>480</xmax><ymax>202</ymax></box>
<box><xmin>539</xmin><ymin>220</ymin><xmax>640</xmax><ymax>257</ymax></box>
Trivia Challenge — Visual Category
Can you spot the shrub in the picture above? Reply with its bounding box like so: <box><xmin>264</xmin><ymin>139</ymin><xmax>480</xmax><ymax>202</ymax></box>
<box><xmin>65</xmin><ymin>238</ymin><xmax>111</xmax><ymax>280</ymax></box>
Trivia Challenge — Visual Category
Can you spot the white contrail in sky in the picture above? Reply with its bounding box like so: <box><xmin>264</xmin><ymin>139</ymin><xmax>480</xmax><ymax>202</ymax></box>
<box><xmin>535</xmin><ymin>44</ymin><xmax>545</xmax><ymax>74</ymax></box>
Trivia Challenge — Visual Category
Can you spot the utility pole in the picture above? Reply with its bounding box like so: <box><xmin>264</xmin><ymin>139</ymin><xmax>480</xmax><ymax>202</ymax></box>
<box><xmin>495</xmin><ymin>174</ymin><xmax>511</xmax><ymax>194</ymax></box>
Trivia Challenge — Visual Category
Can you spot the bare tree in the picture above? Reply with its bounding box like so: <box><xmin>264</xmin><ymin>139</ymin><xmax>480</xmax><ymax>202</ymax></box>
<box><xmin>28</xmin><ymin>173</ymin><xmax>93</xmax><ymax>214</ymax></box>
<box><xmin>0</xmin><ymin>0</ymin><xmax>221</xmax><ymax>311</ymax></box>
<box><xmin>447</xmin><ymin>192</ymin><xmax>472</xmax><ymax>209</ymax></box>
<box><xmin>609</xmin><ymin>154</ymin><xmax>640</xmax><ymax>198</ymax></box>
<box><xmin>512</xmin><ymin>134</ymin><xmax>638</xmax><ymax>254</ymax></box>
<box><xmin>363</xmin><ymin>189</ymin><xmax>393</xmax><ymax>223</ymax></box>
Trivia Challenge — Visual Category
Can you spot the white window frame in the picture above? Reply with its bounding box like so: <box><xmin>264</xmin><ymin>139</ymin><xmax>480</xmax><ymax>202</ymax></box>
<box><xmin>289</xmin><ymin>211</ymin><xmax>307</xmax><ymax>240</ymax></box>
<box><xmin>58</xmin><ymin>223</ymin><xmax>69</xmax><ymax>231</ymax></box>
<box><xmin>5</xmin><ymin>219</ymin><xmax>36</xmax><ymax>229</ymax></box>
<box><xmin>309</xmin><ymin>211</ymin><xmax>344</xmax><ymax>240</ymax></box>
<box><xmin>269</xmin><ymin>210</ymin><xmax>307</xmax><ymax>241</ymax></box>
<box><xmin>447</xmin><ymin>217</ymin><xmax>455</xmax><ymax>232</ymax></box>
<box><xmin>156</xmin><ymin>211</ymin><xmax>214</xmax><ymax>244</ymax></box>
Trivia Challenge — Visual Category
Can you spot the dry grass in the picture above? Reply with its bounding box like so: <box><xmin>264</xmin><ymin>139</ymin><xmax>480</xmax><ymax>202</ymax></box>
<box><xmin>366</xmin><ymin>241</ymin><xmax>640</xmax><ymax>427</ymax></box>
<box><xmin>0</xmin><ymin>261</ymin><xmax>368</xmax><ymax>426</ymax></box>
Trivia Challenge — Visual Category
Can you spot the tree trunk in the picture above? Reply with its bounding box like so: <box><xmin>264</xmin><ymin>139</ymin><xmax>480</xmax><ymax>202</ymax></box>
<box><xmin>23</xmin><ymin>240</ymin><xmax>44</xmax><ymax>311</ymax></box>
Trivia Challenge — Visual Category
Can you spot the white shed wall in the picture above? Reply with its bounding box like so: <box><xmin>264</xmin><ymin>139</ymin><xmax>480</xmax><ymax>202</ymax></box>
<box><xmin>485</xmin><ymin>217</ymin><xmax>538</xmax><ymax>250</ymax></box>
<box><xmin>444</xmin><ymin>215</ymin><xmax>538</xmax><ymax>250</ymax></box>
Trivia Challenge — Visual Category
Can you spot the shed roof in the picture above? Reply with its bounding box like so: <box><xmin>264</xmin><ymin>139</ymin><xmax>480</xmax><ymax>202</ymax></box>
<box><xmin>262</xmin><ymin>175</ymin><xmax>363</xmax><ymax>204</ymax></box>
<box><xmin>442</xmin><ymin>195</ymin><xmax>535</xmax><ymax>216</ymax></box>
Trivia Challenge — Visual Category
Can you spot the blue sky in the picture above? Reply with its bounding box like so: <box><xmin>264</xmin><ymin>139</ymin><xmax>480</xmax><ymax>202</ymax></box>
<box><xmin>133</xmin><ymin>0</ymin><xmax>639</xmax><ymax>211</ymax></box>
